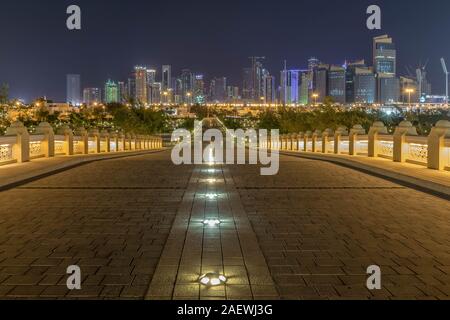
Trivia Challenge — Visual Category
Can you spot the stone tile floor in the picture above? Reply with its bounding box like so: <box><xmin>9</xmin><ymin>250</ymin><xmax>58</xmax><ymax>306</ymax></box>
<box><xmin>0</xmin><ymin>150</ymin><xmax>449</xmax><ymax>299</ymax></box>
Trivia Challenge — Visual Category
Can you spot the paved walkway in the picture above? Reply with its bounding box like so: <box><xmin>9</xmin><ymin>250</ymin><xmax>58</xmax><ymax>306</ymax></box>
<box><xmin>0</xmin><ymin>149</ymin><xmax>449</xmax><ymax>299</ymax></box>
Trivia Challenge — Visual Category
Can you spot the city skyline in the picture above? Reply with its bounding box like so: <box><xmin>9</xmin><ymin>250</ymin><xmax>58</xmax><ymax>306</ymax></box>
<box><xmin>0</xmin><ymin>0</ymin><xmax>449</xmax><ymax>102</ymax></box>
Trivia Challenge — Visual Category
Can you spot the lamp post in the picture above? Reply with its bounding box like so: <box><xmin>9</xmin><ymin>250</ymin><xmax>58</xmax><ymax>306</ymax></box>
<box><xmin>312</xmin><ymin>93</ymin><xmax>319</xmax><ymax>106</ymax></box>
<box><xmin>405</xmin><ymin>88</ymin><xmax>414</xmax><ymax>108</ymax></box>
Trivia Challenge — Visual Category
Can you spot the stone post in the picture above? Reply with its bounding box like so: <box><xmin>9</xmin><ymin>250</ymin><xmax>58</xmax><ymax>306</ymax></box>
<box><xmin>35</xmin><ymin>122</ymin><xmax>55</xmax><ymax>158</ymax></box>
<box><xmin>321</xmin><ymin>129</ymin><xmax>333</xmax><ymax>153</ymax></box>
<box><xmin>312</xmin><ymin>130</ymin><xmax>321</xmax><ymax>153</ymax></box>
<box><xmin>334</xmin><ymin>126</ymin><xmax>348</xmax><ymax>154</ymax></box>
<box><xmin>368</xmin><ymin>122</ymin><xmax>388</xmax><ymax>158</ymax></box>
<box><xmin>5</xmin><ymin>121</ymin><xmax>30</xmax><ymax>163</ymax></box>
<box><xmin>349</xmin><ymin>125</ymin><xmax>366</xmax><ymax>156</ymax></box>
<box><xmin>58</xmin><ymin>125</ymin><xmax>74</xmax><ymax>155</ymax></box>
<box><xmin>427</xmin><ymin>120</ymin><xmax>450</xmax><ymax>170</ymax></box>
<box><xmin>75</xmin><ymin>127</ymin><xmax>89</xmax><ymax>154</ymax></box>
<box><xmin>393</xmin><ymin>121</ymin><xmax>418</xmax><ymax>163</ymax></box>
<box><xmin>304</xmin><ymin>131</ymin><xmax>312</xmax><ymax>152</ymax></box>
<box><xmin>291</xmin><ymin>134</ymin><xmax>298</xmax><ymax>151</ymax></box>
<box><xmin>89</xmin><ymin>129</ymin><xmax>101</xmax><ymax>153</ymax></box>
<box><xmin>101</xmin><ymin>130</ymin><xmax>111</xmax><ymax>153</ymax></box>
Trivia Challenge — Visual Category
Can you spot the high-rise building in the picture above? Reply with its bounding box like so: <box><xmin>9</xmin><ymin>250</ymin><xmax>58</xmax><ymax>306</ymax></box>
<box><xmin>354</xmin><ymin>67</ymin><xmax>376</xmax><ymax>104</ymax></box>
<box><xmin>147</xmin><ymin>69</ymin><xmax>156</xmax><ymax>85</ymax></box>
<box><xmin>227</xmin><ymin>86</ymin><xmax>240</xmax><ymax>103</ymax></box>
<box><xmin>313</xmin><ymin>65</ymin><xmax>328</xmax><ymax>103</ymax></box>
<box><xmin>308</xmin><ymin>57</ymin><xmax>320</xmax><ymax>72</ymax></box>
<box><xmin>299</xmin><ymin>71</ymin><xmax>310</xmax><ymax>105</ymax></box>
<box><xmin>181</xmin><ymin>69</ymin><xmax>194</xmax><ymax>102</ymax></box>
<box><xmin>104</xmin><ymin>80</ymin><xmax>119</xmax><ymax>103</ymax></box>
<box><xmin>263</xmin><ymin>75</ymin><xmax>276</xmax><ymax>104</ymax></box>
<box><xmin>249</xmin><ymin>57</ymin><xmax>265</xmax><ymax>101</ymax></box>
<box><xmin>117</xmin><ymin>81</ymin><xmax>127</xmax><ymax>103</ymax></box>
<box><xmin>377</xmin><ymin>76</ymin><xmax>400</xmax><ymax>104</ymax></box>
<box><xmin>242</xmin><ymin>68</ymin><xmax>253</xmax><ymax>101</ymax></box>
<box><xmin>328</xmin><ymin>65</ymin><xmax>346</xmax><ymax>104</ymax></box>
<box><xmin>373</xmin><ymin>35</ymin><xmax>396</xmax><ymax>76</ymax></box>
<box><xmin>127</xmin><ymin>77</ymin><xmax>136</xmax><ymax>102</ymax></box>
<box><xmin>193</xmin><ymin>74</ymin><xmax>205</xmax><ymax>104</ymax></box>
<box><xmin>345</xmin><ymin>60</ymin><xmax>366</xmax><ymax>103</ymax></box>
<box><xmin>280</xmin><ymin>67</ymin><xmax>300</xmax><ymax>105</ymax></box>
<box><xmin>66</xmin><ymin>74</ymin><xmax>81</xmax><ymax>105</ymax></box>
<box><xmin>148</xmin><ymin>82</ymin><xmax>161</xmax><ymax>105</ymax></box>
<box><xmin>83</xmin><ymin>88</ymin><xmax>101</xmax><ymax>106</ymax></box>
<box><xmin>134</xmin><ymin>66</ymin><xmax>148</xmax><ymax>103</ymax></box>
<box><xmin>210</xmin><ymin>77</ymin><xmax>227</xmax><ymax>102</ymax></box>
<box><xmin>162</xmin><ymin>65</ymin><xmax>172</xmax><ymax>91</ymax></box>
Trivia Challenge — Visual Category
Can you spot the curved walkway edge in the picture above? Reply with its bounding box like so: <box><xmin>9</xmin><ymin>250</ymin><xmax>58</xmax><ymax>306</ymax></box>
<box><xmin>280</xmin><ymin>151</ymin><xmax>450</xmax><ymax>200</ymax></box>
<box><xmin>0</xmin><ymin>149</ymin><xmax>167</xmax><ymax>192</ymax></box>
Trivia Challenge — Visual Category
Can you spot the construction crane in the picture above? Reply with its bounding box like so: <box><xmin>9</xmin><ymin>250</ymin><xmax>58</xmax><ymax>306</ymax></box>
<box><xmin>441</xmin><ymin>58</ymin><xmax>449</xmax><ymax>105</ymax></box>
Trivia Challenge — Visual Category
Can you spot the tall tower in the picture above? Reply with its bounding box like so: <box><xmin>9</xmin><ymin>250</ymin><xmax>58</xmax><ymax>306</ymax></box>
<box><xmin>134</xmin><ymin>66</ymin><xmax>148</xmax><ymax>103</ymax></box>
<box><xmin>162</xmin><ymin>65</ymin><xmax>172</xmax><ymax>91</ymax></box>
<box><xmin>373</xmin><ymin>35</ymin><xmax>396</xmax><ymax>76</ymax></box>
<box><xmin>249</xmin><ymin>56</ymin><xmax>265</xmax><ymax>101</ymax></box>
<box><xmin>66</xmin><ymin>74</ymin><xmax>81</xmax><ymax>105</ymax></box>
<box><xmin>104</xmin><ymin>80</ymin><xmax>119</xmax><ymax>103</ymax></box>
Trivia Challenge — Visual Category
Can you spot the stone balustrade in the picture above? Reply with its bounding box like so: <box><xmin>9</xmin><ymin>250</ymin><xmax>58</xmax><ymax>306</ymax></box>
<box><xmin>0</xmin><ymin>121</ymin><xmax>163</xmax><ymax>165</ymax></box>
<box><xmin>273</xmin><ymin>120</ymin><xmax>450</xmax><ymax>172</ymax></box>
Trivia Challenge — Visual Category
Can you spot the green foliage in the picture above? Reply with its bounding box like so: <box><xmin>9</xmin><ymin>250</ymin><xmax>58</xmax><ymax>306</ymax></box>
<box><xmin>0</xmin><ymin>84</ymin><xmax>9</xmax><ymax>104</ymax></box>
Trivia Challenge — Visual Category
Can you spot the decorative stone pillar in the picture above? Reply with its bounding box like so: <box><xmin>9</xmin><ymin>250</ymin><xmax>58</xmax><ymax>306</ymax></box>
<box><xmin>334</xmin><ymin>126</ymin><xmax>348</xmax><ymax>154</ymax></box>
<box><xmin>89</xmin><ymin>129</ymin><xmax>101</xmax><ymax>153</ymax></box>
<box><xmin>297</xmin><ymin>132</ymin><xmax>304</xmax><ymax>152</ymax></box>
<box><xmin>35</xmin><ymin>122</ymin><xmax>55</xmax><ymax>158</ymax></box>
<box><xmin>120</xmin><ymin>133</ymin><xmax>126</xmax><ymax>152</ymax></box>
<box><xmin>291</xmin><ymin>134</ymin><xmax>298</xmax><ymax>151</ymax></box>
<box><xmin>393</xmin><ymin>121</ymin><xmax>418</xmax><ymax>163</ymax></box>
<box><xmin>75</xmin><ymin>127</ymin><xmax>89</xmax><ymax>154</ymax></box>
<box><xmin>322</xmin><ymin>129</ymin><xmax>334</xmax><ymax>154</ymax></box>
<box><xmin>5</xmin><ymin>121</ymin><xmax>30</xmax><ymax>163</ymax></box>
<box><xmin>312</xmin><ymin>130</ymin><xmax>321</xmax><ymax>153</ymax></box>
<box><xmin>101</xmin><ymin>130</ymin><xmax>111</xmax><ymax>153</ymax></box>
<box><xmin>349</xmin><ymin>125</ymin><xmax>366</xmax><ymax>156</ymax></box>
<box><xmin>58</xmin><ymin>125</ymin><xmax>74</xmax><ymax>155</ymax></box>
<box><xmin>304</xmin><ymin>131</ymin><xmax>312</xmax><ymax>152</ymax></box>
<box><xmin>368</xmin><ymin>122</ymin><xmax>388</xmax><ymax>158</ymax></box>
<box><xmin>427</xmin><ymin>120</ymin><xmax>450</xmax><ymax>170</ymax></box>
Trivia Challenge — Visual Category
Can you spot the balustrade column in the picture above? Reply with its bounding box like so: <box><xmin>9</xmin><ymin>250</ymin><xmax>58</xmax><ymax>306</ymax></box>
<box><xmin>5</xmin><ymin>121</ymin><xmax>30</xmax><ymax>163</ymax></box>
<box><xmin>36</xmin><ymin>122</ymin><xmax>55</xmax><ymax>158</ymax></box>
<box><xmin>393</xmin><ymin>121</ymin><xmax>418</xmax><ymax>163</ymax></box>
<box><xmin>427</xmin><ymin>120</ymin><xmax>450</xmax><ymax>170</ymax></box>
<box><xmin>368</xmin><ymin>122</ymin><xmax>388</xmax><ymax>158</ymax></box>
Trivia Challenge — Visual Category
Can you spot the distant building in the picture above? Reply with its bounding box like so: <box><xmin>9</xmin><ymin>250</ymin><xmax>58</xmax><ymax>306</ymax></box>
<box><xmin>210</xmin><ymin>77</ymin><xmax>227</xmax><ymax>102</ymax></box>
<box><xmin>83</xmin><ymin>88</ymin><xmax>101</xmax><ymax>106</ymax></box>
<box><xmin>328</xmin><ymin>66</ymin><xmax>346</xmax><ymax>104</ymax></box>
<box><xmin>299</xmin><ymin>71</ymin><xmax>310</xmax><ymax>105</ymax></box>
<box><xmin>181</xmin><ymin>69</ymin><xmax>194</xmax><ymax>102</ymax></box>
<box><xmin>280</xmin><ymin>69</ymin><xmax>299</xmax><ymax>105</ymax></box>
<box><xmin>118</xmin><ymin>81</ymin><xmax>127</xmax><ymax>103</ymax></box>
<box><xmin>227</xmin><ymin>86</ymin><xmax>240</xmax><ymax>103</ymax></box>
<box><xmin>400</xmin><ymin>76</ymin><xmax>419</xmax><ymax>103</ymax></box>
<box><xmin>345</xmin><ymin>60</ymin><xmax>366</xmax><ymax>103</ymax></box>
<box><xmin>242</xmin><ymin>68</ymin><xmax>253</xmax><ymax>101</ymax></box>
<box><xmin>313</xmin><ymin>65</ymin><xmax>328</xmax><ymax>103</ymax></box>
<box><xmin>127</xmin><ymin>77</ymin><xmax>136</xmax><ymax>102</ymax></box>
<box><xmin>134</xmin><ymin>66</ymin><xmax>148</xmax><ymax>103</ymax></box>
<box><xmin>104</xmin><ymin>80</ymin><xmax>119</xmax><ymax>103</ymax></box>
<box><xmin>66</xmin><ymin>74</ymin><xmax>81</xmax><ymax>105</ymax></box>
<box><xmin>193</xmin><ymin>74</ymin><xmax>205</xmax><ymax>104</ymax></box>
<box><xmin>373</xmin><ymin>35</ymin><xmax>396</xmax><ymax>76</ymax></box>
<box><xmin>263</xmin><ymin>75</ymin><xmax>276</xmax><ymax>103</ymax></box>
<box><xmin>148</xmin><ymin>82</ymin><xmax>161</xmax><ymax>104</ymax></box>
<box><xmin>162</xmin><ymin>65</ymin><xmax>172</xmax><ymax>90</ymax></box>
<box><xmin>354</xmin><ymin>67</ymin><xmax>376</xmax><ymax>104</ymax></box>
<box><xmin>377</xmin><ymin>76</ymin><xmax>400</xmax><ymax>104</ymax></box>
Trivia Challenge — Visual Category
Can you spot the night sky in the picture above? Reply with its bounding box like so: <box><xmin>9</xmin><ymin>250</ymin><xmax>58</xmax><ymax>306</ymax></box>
<box><xmin>0</xmin><ymin>0</ymin><xmax>449</xmax><ymax>102</ymax></box>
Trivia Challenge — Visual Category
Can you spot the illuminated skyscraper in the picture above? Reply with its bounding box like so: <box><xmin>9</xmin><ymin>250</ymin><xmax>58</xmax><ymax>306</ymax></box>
<box><xmin>210</xmin><ymin>77</ymin><xmax>227</xmax><ymax>102</ymax></box>
<box><xmin>66</xmin><ymin>74</ymin><xmax>81</xmax><ymax>105</ymax></box>
<box><xmin>104</xmin><ymin>80</ymin><xmax>119</xmax><ymax>103</ymax></box>
<box><xmin>263</xmin><ymin>75</ymin><xmax>276</xmax><ymax>103</ymax></box>
<box><xmin>242</xmin><ymin>68</ymin><xmax>253</xmax><ymax>101</ymax></box>
<box><xmin>280</xmin><ymin>65</ymin><xmax>300</xmax><ymax>105</ymax></box>
<box><xmin>313</xmin><ymin>64</ymin><xmax>328</xmax><ymax>103</ymax></box>
<box><xmin>345</xmin><ymin>60</ymin><xmax>366</xmax><ymax>103</ymax></box>
<box><xmin>147</xmin><ymin>69</ymin><xmax>156</xmax><ymax>85</ymax></box>
<box><xmin>328</xmin><ymin>65</ymin><xmax>346</xmax><ymax>104</ymax></box>
<box><xmin>134</xmin><ymin>66</ymin><xmax>148</xmax><ymax>103</ymax></box>
<box><xmin>193</xmin><ymin>74</ymin><xmax>205</xmax><ymax>104</ymax></box>
<box><xmin>117</xmin><ymin>81</ymin><xmax>127</xmax><ymax>103</ymax></box>
<box><xmin>162</xmin><ymin>65</ymin><xmax>172</xmax><ymax>90</ymax></box>
<box><xmin>354</xmin><ymin>67</ymin><xmax>376</xmax><ymax>104</ymax></box>
<box><xmin>373</xmin><ymin>35</ymin><xmax>396</xmax><ymax>76</ymax></box>
<box><xmin>181</xmin><ymin>69</ymin><xmax>194</xmax><ymax>102</ymax></box>
<box><xmin>83</xmin><ymin>88</ymin><xmax>101</xmax><ymax>106</ymax></box>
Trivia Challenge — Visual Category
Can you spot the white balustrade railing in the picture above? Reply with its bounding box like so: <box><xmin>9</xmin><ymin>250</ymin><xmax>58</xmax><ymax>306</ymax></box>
<box><xmin>0</xmin><ymin>122</ymin><xmax>164</xmax><ymax>166</ymax></box>
<box><xmin>274</xmin><ymin>120</ymin><xmax>450</xmax><ymax>172</ymax></box>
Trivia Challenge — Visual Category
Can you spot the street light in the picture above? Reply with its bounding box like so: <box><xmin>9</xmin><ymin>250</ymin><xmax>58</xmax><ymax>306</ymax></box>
<box><xmin>312</xmin><ymin>93</ymin><xmax>319</xmax><ymax>106</ymax></box>
<box><xmin>405</xmin><ymin>88</ymin><xmax>415</xmax><ymax>107</ymax></box>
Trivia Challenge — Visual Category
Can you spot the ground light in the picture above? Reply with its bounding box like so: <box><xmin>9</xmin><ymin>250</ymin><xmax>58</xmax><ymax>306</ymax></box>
<box><xmin>205</xmin><ymin>193</ymin><xmax>219</xmax><ymax>200</ymax></box>
<box><xmin>199</xmin><ymin>273</ymin><xmax>227</xmax><ymax>286</ymax></box>
<box><xmin>203</xmin><ymin>219</ymin><xmax>221</xmax><ymax>227</ymax></box>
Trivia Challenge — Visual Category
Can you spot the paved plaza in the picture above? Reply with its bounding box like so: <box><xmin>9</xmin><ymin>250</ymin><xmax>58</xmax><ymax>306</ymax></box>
<box><xmin>0</xmin><ymin>149</ymin><xmax>449</xmax><ymax>299</ymax></box>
